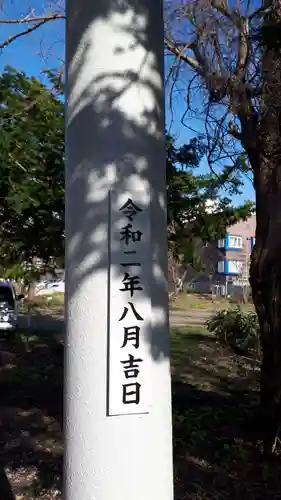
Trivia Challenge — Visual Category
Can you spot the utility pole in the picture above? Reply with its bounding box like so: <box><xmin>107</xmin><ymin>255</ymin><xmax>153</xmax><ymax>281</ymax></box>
<box><xmin>65</xmin><ymin>1</ymin><xmax>174</xmax><ymax>499</ymax></box>
<box><xmin>245</xmin><ymin>237</ymin><xmax>251</xmax><ymax>282</ymax></box>
<box><xmin>244</xmin><ymin>237</ymin><xmax>251</xmax><ymax>300</ymax></box>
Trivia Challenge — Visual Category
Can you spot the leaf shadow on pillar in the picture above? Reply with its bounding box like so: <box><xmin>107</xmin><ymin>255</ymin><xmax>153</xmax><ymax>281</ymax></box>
<box><xmin>66</xmin><ymin>0</ymin><xmax>170</xmax><ymax>366</ymax></box>
<box><xmin>65</xmin><ymin>1</ymin><xmax>174</xmax><ymax>497</ymax></box>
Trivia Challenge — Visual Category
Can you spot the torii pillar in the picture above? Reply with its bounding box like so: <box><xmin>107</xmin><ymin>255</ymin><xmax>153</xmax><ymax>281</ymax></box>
<box><xmin>64</xmin><ymin>1</ymin><xmax>174</xmax><ymax>499</ymax></box>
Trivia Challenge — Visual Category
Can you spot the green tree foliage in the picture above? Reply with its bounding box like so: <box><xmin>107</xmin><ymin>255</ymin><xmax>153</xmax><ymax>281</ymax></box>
<box><xmin>166</xmin><ymin>132</ymin><xmax>254</xmax><ymax>271</ymax></box>
<box><xmin>0</xmin><ymin>67</ymin><xmax>253</xmax><ymax>282</ymax></box>
<box><xmin>0</xmin><ymin>66</ymin><xmax>64</xmax><ymax>272</ymax></box>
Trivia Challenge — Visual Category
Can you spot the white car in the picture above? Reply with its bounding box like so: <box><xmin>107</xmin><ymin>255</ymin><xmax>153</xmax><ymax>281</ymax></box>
<box><xmin>36</xmin><ymin>280</ymin><xmax>65</xmax><ymax>295</ymax></box>
<box><xmin>46</xmin><ymin>280</ymin><xmax>64</xmax><ymax>291</ymax></box>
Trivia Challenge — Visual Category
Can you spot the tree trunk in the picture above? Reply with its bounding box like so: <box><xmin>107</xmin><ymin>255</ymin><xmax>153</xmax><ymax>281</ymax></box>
<box><xmin>250</xmin><ymin>155</ymin><xmax>281</xmax><ymax>451</ymax></box>
<box><xmin>27</xmin><ymin>281</ymin><xmax>36</xmax><ymax>302</ymax></box>
<box><xmin>247</xmin><ymin>0</ymin><xmax>281</xmax><ymax>451</ymax></box>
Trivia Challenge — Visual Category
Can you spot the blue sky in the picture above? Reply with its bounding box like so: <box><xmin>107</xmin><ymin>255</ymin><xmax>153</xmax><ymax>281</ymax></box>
<box><xmin>0</xmin><ymin>0</ymin><xmax>255</xmax><ymax>206</ymax></box>
<box><xmin>165</xmin><ymin>82</ymin><xmax>255</xmax><ymax>206</ymax></box>
<box><xmin>164</xmin><ymin>54</ymin><xmax>255</xmax><ymax>206</ymax></box>
<box><xmin>0</xmin><ymin>0</ymin><xmax>64</xmax><ymax>78</ymax></box>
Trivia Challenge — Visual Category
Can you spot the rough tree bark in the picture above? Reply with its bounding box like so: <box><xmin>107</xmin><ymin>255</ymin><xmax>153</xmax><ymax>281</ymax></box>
<box><xmin>250</xmin><ymin>0</ymin><xmax>281</xmax><ymax>451</ymax></box>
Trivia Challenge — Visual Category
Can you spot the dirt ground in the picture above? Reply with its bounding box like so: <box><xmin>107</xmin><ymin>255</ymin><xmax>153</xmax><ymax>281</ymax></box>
<box><xmin>1</xmin><ymin>327</ymin><xmax>281</xmax><ymax>499</ymax></box>
<box><xmin>0</xmin><ymin>332</ymin><xmax>63</xmax><ymax>500</ymax></box>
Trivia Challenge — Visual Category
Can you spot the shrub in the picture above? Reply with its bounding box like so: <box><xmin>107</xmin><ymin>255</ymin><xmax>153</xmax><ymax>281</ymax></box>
<box><xmin>206</xmin><ymin>307</ymin><xmax>260</xmax><ymax>353</ymax></box>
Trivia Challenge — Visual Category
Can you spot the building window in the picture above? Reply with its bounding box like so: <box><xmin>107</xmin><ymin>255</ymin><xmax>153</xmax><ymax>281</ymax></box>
<box><xmin>228</xmin><ymin>260</ymin><xmax>243</xmax><ymax>274</ymax></box>
<box><xmin>228</xmin><ymin>235</ymin><xmax>243</xmax><ymax>249</ymax></box>
<box><xmin>218</xmin><ymin>259</ymin><xmax>243</xmax><ymax>275</ymax></box>
<box><xmin>217</xmin><ymin>260</ymin><xmax>225</xmax><ymax>273</ymax></box>
<box><xmin>218</xmin><ymin>238</ymin><xmax>225</xmax><ymax>248</ymax></box>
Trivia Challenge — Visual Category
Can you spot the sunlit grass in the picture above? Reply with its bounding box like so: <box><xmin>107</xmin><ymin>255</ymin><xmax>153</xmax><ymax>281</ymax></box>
<box><xmin>170</xmin><ymin>293</ymin><xmax>254</xmax><ymax>312</ymax></box>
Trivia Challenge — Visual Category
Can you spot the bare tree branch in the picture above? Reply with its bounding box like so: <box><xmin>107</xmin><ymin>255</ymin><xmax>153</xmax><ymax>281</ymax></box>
<box><xmin>165</xmin><ymin>37</ymin><xmax>200</xmax><ymax>72</ymax></box>
<box><xmin>164</xmin><ymin>0</ymin><xmax>264</xmax><ymax>171</ymax></box>
<box><xmin>0</xmin><ymin>17</ymin><xmax>62</xmax><ymax>49</ymax></box>
<box><xmin>0</xmin><ymin>0</ymin><xmax>65</xmax><ymax>52</ymax></box>
<box><xmin>235</xmin><ymin>17</ymin><xmax>250</xmax><ymax>77</ymax></box>
<box><xmin>0</xmin><ymin>14</ymin><xmax>65</xmax><ymax>24</ymax></box>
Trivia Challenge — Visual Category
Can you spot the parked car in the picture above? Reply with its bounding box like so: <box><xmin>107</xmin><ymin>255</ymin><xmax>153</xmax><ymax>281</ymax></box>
<box><xmin>36</xmin><ymin>279</ymin><xmax>65</xmax><ymax>295</ymax></box>
<box><xmin>0</xmin><ymin>281</ymin><xmax>24</xmax><ymax>334</ymax></box>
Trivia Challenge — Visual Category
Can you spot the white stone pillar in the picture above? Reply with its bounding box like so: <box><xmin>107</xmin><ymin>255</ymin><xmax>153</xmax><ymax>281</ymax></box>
<box><xmin>65</xmin><ymin>1</ymin><xmax>173</xmax><ymax>499</ymax></box>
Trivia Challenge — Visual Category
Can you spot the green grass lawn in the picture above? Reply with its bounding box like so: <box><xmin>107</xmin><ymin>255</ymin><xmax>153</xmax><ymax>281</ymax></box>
<box><xmin>22</xmin><ymin>292</ymin><xmax>64</xmax><ymax>316</ymax></box>
<box><xmin>170</xmin><ymin>292</ymin><xmax>255</xmax><ymax>313</ymax></box>
<box><xmin>0</xmin><ymin>326</ymin><xmax>280</xmax><ymax>499</ymax></box>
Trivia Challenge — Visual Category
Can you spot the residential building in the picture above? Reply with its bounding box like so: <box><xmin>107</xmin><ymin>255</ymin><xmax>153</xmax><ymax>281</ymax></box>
<box><xmin>168</xmin><ymin>213</ymin><xmax>256</xmax><ymax>296</ymax></box>
<box><xmin>214</xmin><ymin>213</ymin><xmax>256</xmax><ymax>295</ymax></box>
